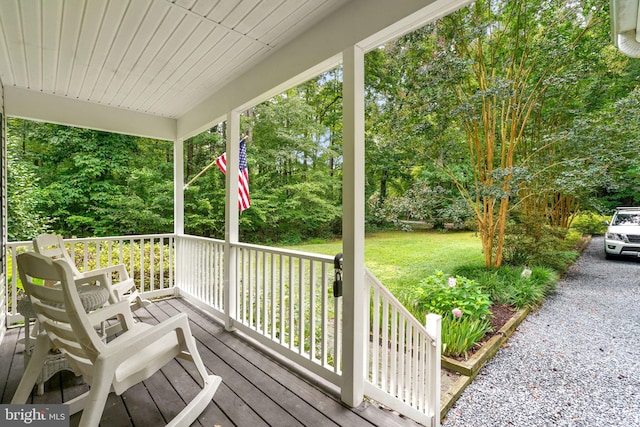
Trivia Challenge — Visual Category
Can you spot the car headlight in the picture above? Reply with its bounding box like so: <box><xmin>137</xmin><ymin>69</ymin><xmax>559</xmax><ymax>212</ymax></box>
<box><xmin>606</xmin><ymin>232</ymin><xmax>629</xmax><ymax>242</ymax></box>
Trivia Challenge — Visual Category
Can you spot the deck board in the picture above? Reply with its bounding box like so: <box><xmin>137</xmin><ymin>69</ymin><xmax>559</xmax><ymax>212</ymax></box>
<box><xmin>154</xmin><ymin>301</ymin><xmax>334</xmax><ymax>426</ymax></box>
<box><xmin>0</xmin><ymin>297</ymin><xmax>422</xmax><ymax>426</ymax></box>
<box><xmin>0</xmin><ymin>326</ymin><xmax>21</xmax><ymax>402</ymax></box>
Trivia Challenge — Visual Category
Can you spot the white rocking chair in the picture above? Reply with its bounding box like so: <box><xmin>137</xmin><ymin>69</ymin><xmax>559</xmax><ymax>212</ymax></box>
<box><xmin>33</xmin><ymin>233</ymin><xmax>149</xmax><ymax>311</ymax></box>
<box><xmin>13</xmin><ymin>252</ymin><xmax>222</xmax><ymax>427</ymax></box>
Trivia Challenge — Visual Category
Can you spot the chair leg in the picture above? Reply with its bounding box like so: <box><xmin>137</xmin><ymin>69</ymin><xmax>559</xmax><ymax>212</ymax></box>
<box><xmin>78</xmin><ymin>370</ymin><xmax>113</xmax><ymax>427</ymax></box>
<box><xmin>177</xmin><ymin>336</ymin><xmax>210</xmax><ymax>386</ymax></box>
<box><xmin>11</xmin><ymin>334</ymin><xmax>51</xmax><ymax>404</ymax></box>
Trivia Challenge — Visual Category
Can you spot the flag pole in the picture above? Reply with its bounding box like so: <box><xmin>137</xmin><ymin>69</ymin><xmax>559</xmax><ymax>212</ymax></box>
<box><xmin>184</xmin><ymin>159</ymin><xmax>218</xmax><ymax>189</ymax></box>
<box><xmin>183</xmin><ymin>135</ymin><xmax>248</xmax><ymax>190</ymax></box>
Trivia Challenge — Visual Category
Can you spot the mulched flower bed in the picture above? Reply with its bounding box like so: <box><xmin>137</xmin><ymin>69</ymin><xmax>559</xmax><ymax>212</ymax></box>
<box><xmin>448</xmin><ymin>303</ymin><xmax>516</xmax><ymax>361</ymax></box>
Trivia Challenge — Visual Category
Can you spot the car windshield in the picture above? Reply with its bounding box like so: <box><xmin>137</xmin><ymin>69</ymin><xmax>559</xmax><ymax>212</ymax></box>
<box><xmin>612</xmin><ymin>213</ymin><xmax>640</xmax><ymax>226</ymax></box>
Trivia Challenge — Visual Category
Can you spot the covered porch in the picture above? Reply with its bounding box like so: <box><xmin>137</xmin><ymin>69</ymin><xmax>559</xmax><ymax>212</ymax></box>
<box><xmin>0</xmin><ymin>1</ymin><xmax>476</xmax><ymax>425</ymax></box>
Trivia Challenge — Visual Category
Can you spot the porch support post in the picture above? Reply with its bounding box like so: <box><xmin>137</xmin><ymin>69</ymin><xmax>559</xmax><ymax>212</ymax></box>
<box><xmin>174</xmin><ymin>138</ymin><xmax>184</xmax><ymax>235</ymax></box>
<box><xmin>224</xmin><ymin>112</ymin><xmax>241</xmax><ymax>331</ymax></box>
<box><xmin>341</xmin><ymin>44</ymin><xmax>366</xmax><ymax>407</ymax></box>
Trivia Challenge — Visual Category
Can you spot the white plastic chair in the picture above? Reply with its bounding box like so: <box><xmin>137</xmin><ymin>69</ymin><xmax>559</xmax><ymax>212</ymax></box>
<box><xmin>33</xmin><ymin>233</ymin><xmax>149</xmax><ymax>311</ymax></box>
<box><xmin>13</xmin><ymin>252</ymin><xmax>221</xmax><ymax>427</ymax></box>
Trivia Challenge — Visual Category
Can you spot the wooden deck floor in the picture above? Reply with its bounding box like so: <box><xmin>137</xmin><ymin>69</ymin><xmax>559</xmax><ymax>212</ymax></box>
<box><xmin>1</xmin><ymin>297</ymin><xmax>421</xmax><ymax>427</ymax></box>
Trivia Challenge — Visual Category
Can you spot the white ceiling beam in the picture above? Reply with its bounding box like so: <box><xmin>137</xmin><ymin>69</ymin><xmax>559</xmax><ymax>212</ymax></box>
<box><xmin>4</xmin><ymin>86</ymin><xmax>177</xmax><ymax>140</ymax></box>
<box><xmin>176</xmin><ymin>0</ymin><xmax>472</xmax><ymax>140</ymax></box>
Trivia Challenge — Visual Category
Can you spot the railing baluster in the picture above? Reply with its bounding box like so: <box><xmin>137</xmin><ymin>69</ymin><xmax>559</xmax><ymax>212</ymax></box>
<box><xmin>96</xmin><ymin>241</ymin><xmax>101</xmax><ymax>269</ymax></box>
<box><xmin>150</xmin><ymin>238</ymin><xmax>156</xmax><ymax>293</ymax></box>
<box><xmin>288</xmin><ymin>255</ymin><xmax>294</xmax><ymax>350</ymax></box>
<box><xmin>129</xmin><ymin>238</ymin><xmax>135</xmax><ymax>288</ymax></box>
<box><xmin>399</xmin><ymin>317</ymin><xmax>405</xmax><ymax>401</ymax></box>
<box><xmin>262</xmin><ymin>251</ymin><xmax>267</xmax><ymax>335</ymax></box>
<box><xmin>371</xmin><ymin>287</ymin><xmax>380</xmax><ymax>386</ymax></box>
<box><xmin>201</xmin><ymin>240</ymin><xmax>206</xmax><ymax>302</ymax></box>
<box><xmin>82</xmin><ymin>242</ymin><xmax>89</xmax><ymax>273</ymax></box>
<box><xmin>270</xmin><ymin>253</ymin><xmax>276</xmax><ymax>340</ymax></box>
<box><xmin>321</xmin><ymin>263</ymin><xmax>329</xmax><ymax>367</ymax></box>
<box><xmin>158</xmin><ymin>237</ymin><xmax>164</xmax><ymax>289</ymax></box>
<box><xmin>334</xmin><ymin>296</ymin><xmax>342</xmax><ymax>374</ymax></box>
<box><xmin>169</xmin><ymin>236</ymin><xmax>174</xmax><ymax>290</ymax></box>
<box><xmin>309</xmin><ymin>261</ymin><xmax>316</xmax><ymax>361</ymax></box>
<box><xmin>118</xmin><ymin>239</ymin><xmax>123</xmax><ymax>265</ymax></box>
<box><xmin>391</xmin><ymin>307</ymin><xmax>398</xmax><ymax>395</ymax></box>
<box><xmin>217</xmin><ymin>241</ymin><xmax>223</xmax><ymax>307</ymax></box>
<box><xmin>10</xmin><ymin>245</ymin><xmax>19</xmax><ymax>317</ymax></box>
<box><xmin>298</xmin><ymin>258</ymin><xmax>304</xmax><ymax>355</ymax></box>
<box><xmin>247</xmin><ymin>249</ymin><xmax>253</xmax><ymax>326</ymax></box>
<box><xmin>279</xmin><ymin>254</ymin><xmax>285</xmax><ymax>345</ymax></box>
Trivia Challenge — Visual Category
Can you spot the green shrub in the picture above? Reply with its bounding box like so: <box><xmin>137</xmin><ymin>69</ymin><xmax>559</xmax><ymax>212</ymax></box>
<box><xmin>565</xmin><ymin>229</ymin><xmax>584</xmax><ymax>247</ymax></box>
<box><xmin>571</xmin><ymin>212</ymin><xmax>608</xmax><ymax>235</ymax></box>
<box><xmin>501</xmin><ymin>214</ymin><xmax>578</xmax><ymax>271</ymax></box>
<box><xmin>454</xmin><ymin>265</ymin><xmax>557</xmax><ymax>309</ymax></box>
<box><xmin>408</xmin><ymin>271</ymin><xmax>493</xmax><ymax>319</ymax></box>
<box><xmin>406</xmin><ymin>271</ymin><xmax>494</xmax><ymax>359</ymax></box>
<box><xmin>441</xmin><ymin>314</ymin><xmax>492</xmax><ymax>359</ymax></box>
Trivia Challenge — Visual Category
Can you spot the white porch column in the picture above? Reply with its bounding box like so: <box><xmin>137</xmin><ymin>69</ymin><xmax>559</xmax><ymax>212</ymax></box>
<box><xmin>341</xmin><ymin>44</ymin><xmax>366</xmax><ymax>407</ymax></box>
<box><xmin>224</xmin><ymin>113</ymin><xmax>241</xmax><ymax>331</ymax></box>
<box><xmin>174</xmin><ymin>138</ymin><xmax>184</xmax><ymax>235</ymax></box>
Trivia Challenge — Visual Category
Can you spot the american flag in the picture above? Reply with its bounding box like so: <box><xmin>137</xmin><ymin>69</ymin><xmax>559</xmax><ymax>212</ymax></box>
<box><xmin>216</xmin><ymin>137</ymin><xmax>251</xmax><ymax>212</ymax></box>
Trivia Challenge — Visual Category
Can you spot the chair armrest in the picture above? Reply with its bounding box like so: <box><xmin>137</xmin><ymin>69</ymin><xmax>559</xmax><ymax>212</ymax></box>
<box><xmin>110</xmin><ymin>278</ymin><xmax>137</xmax><ymax>298</ymax></box>
<box><xmin>100</xmin><ymin>313</ymin><xmax>192</xmax><ymax>361</ymax></box>
<box><xmin>86</xmin><ymin>300</ymin><xmax>136</xmax><ymax>331</ymax></box>
<box><xmin>74</xmin><ymin>272</ymin><xmax>119</xmax><ymax>304</ymax></box>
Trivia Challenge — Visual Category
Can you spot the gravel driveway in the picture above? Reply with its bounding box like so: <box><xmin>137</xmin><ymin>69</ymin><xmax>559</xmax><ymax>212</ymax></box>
<box><xmin>442</xmin><ymin>236</ymin><xmax>640</xmax><ymax>427</ymax></box>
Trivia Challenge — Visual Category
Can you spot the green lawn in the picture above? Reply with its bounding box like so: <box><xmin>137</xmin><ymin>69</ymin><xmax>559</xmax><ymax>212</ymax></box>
<box><xmin>283</xmin><ymin>230</ymin><xmax>484</xmax><ymax>295</ymax></box>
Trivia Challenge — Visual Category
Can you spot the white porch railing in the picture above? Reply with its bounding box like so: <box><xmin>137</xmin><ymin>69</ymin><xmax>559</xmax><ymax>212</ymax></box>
<box><xmin>233</xmin><ymin>242</ymin><xmax>342</xmax><ymax>384</ymax></box>
<box><xmin>3</xmin><ymin>233</ymin><xmax>440</xmax><ymax>426</ymax></box>
<box><xmin>175</xmin><ymin>235</ymin><xmax>440</xmax><ymax>426</ymax></box>
<box><xmin>5</xmin><ymin>234</ymin><xmax>176</xmax><ymax>324</ymax></box>
<box><xmin>175</xmin><ymin>236</ymin><xmax>342</xmax><ymax>386</ymax></box>
<box><xmin>365</xmin><ymin>269</ymin><xmax>441</xmax><ymax>427</ymax></box>
<box><xmin>173</xmin><ymin>235</ymin><xmax>225</xmax><ymax>315</ymax></box>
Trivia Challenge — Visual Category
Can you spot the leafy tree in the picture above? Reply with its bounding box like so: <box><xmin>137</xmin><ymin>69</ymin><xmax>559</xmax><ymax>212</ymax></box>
<box><xmin>183</xmin><ymin>126</ymin><xmax>227</xmax><ymax>237</ymax></box>
<box><xmin>6</xmin><ymin>129</ymin><xmax>50</xmax><ymax>240</ymax></box>
<box><xmin>249</xmin><ymin>85</ymin><xmax>342</xmax><ymax>242</ymax></box>
<box><xmin>7</xmin><ymin>119</ymin><xmax>174</xmax><ymax>237</ymax></box>
<box><xmin>417</xmin><ymin>0</ymin><xmax>601</xmax><ymax>267</ymax></box>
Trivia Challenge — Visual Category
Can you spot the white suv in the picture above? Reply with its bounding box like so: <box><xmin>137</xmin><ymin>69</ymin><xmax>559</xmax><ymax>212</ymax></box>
<box><xmin>604</xmin><ymin>207</ymin><xmax>640</xmax><ymax>259</ymax></box>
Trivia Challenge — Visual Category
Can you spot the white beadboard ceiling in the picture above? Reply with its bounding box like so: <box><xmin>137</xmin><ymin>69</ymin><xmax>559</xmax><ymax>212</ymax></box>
<box><xmin>0</xmin><ymin>0</ymin><xmax>472</xmax><ymax>139</ymax></box>
<box><xmin>0</xmin><ymin>0</ymin><xmax>349</xmax><ymax>118</ymax></box>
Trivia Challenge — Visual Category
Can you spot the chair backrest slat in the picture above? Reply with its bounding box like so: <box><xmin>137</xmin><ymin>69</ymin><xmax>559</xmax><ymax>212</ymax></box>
<box><xmin>33</xmin><ymin>234</ymin><xmax>83</xmax><ymax>277</ymax></box>
<box><xmin>30</xmin><ymin>302</ymin><xmax>67</xmax><ymax>323</ymax></box>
